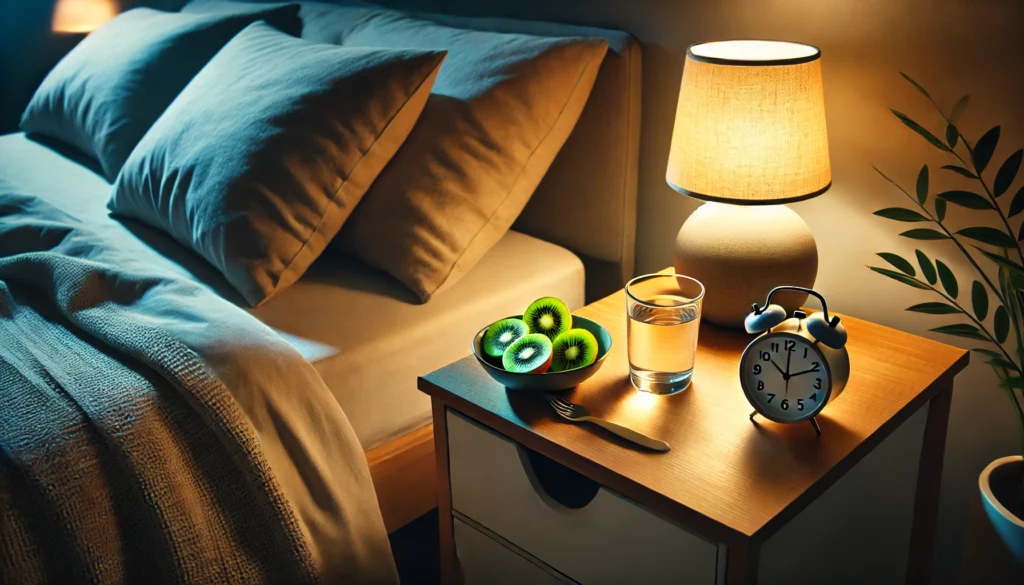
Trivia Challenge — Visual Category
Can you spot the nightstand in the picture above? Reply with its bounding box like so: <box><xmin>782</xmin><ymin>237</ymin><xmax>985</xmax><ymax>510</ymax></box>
<box><xmin>418</xmin><ymin>282</ymin><xmax>969</xmax><ymax>584</ymax></box>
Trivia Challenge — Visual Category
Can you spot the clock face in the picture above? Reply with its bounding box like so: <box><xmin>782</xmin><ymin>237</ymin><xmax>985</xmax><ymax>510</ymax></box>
<box><xmin>739</xmin><ymin>332</ymin><xmax>831</xmax><ymax>423</ymax></box>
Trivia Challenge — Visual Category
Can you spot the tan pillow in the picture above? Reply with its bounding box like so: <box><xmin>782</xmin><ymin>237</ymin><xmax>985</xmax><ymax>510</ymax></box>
<box><xmin>110</xmin><ymin>22</ymin><xmax>446</xmax><ymax>306</ymax></box>
<box><xmin>322</xmin><ymin>11</ymin><xmax>608</xmax><ymax>302</ymax></box>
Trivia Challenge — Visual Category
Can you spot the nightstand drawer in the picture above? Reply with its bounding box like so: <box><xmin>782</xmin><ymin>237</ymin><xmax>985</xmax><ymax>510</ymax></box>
<box><xmin>454</xmin><ymin>517</ymin><xmax>575</xmax><ymax>585</ymax></box>
<box><xmin>447</xmin><ymin>410</ymin><xmax>719</xmax><ymax>584</ymax></box>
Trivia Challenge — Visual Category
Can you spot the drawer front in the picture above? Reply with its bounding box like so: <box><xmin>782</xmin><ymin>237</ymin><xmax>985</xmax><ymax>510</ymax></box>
<box><xmin>455</xmin><ymin>517</ymin><xmax>573</xmax><ymax>585</ymax></box>
<box><xmin>447</xmin><ymin>410</ymin><xmax>718</xmax><ymax>584</ymax></box>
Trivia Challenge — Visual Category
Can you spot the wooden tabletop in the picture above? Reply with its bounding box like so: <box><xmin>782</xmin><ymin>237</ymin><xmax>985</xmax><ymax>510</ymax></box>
<box><xmin>419</xmin><ymin>284</ymin><xmax>970</xmax><ymax>546</ymax></box>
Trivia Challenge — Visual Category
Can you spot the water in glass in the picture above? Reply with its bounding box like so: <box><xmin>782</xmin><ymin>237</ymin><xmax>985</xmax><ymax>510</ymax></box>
<box><xmin>626</xmin><ymin>275</ymin><xmax>703</xmax><ymax>394</ymax></box>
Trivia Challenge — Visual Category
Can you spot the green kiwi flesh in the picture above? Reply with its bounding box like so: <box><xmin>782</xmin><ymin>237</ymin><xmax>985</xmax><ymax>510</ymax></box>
<box><xmin>502</xmin><ymin>333</ymin><xmax>553</xmax><ymax>373</ymax></box>
<box><xmin>550</xmin><ymin>328</ymin><xmax>599</xmax><ymax>372</ymax></box>
<box><xmin>523</xmin><ymin>297</ymin><xmax>571</xmax><ymax>341</ymax></box>
<box><xmin>482</xmin><ymin>318</ymin><xmax>528</xmax><ymax>358</ymax></box>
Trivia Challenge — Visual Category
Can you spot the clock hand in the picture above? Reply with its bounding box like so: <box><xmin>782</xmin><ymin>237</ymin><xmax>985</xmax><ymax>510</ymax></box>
<box><xmin>784</xmin><ymin>346</ymin><xmax>793</xmax><ymax>396</ymax></box>
<box><xmin>789</xmin><ymin>366</ymin><xmax>821</xmax><ymax>378</ymax></box>
<box><xmin>769</xmin><ymin>359</ymin><xmax>786</xmax><ymax>377</ymax></box>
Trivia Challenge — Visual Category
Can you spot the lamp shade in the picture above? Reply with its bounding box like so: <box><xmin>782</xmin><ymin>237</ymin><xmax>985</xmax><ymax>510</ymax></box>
<box><xmin>667</xmin><ymin>40</ymin><xmax>831</xmax><ymax>205</ymax></box>
<box><xmin>52</xmin><ymin>0</ymin><xmax>119</xmax><ymax>33</ymax></box>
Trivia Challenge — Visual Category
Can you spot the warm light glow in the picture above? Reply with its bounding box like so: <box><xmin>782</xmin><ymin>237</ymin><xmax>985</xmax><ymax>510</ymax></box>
<box><xmin>689</xmin><ymin>40</ymin><xmax>818</xmax><ymax>63</ymax></box>
<box><xmin>52</xmin><ymin>0</ymin><xmax>119</xmax><ymax>33</ymax></box>
<box><xmin>667</xmin><ymin>40</ymin><xmax>831</xmax><ymax>204</ymax></box>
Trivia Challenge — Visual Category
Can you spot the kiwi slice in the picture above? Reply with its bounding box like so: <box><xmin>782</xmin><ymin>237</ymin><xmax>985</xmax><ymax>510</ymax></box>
<box><xmin>502</xmin><ymin>333</ymin><xmax>553</xmax><ymax>374</ymax></box>
<box><xmin>482</xmin><ymin>318</ymin><xmax>528</xmax><ymax>358</ymax></box>
<box><xmin>523</xmin><ymin>297</ymin><xmax>571</xmax><ymax>341</ymax></box>
<box><xmin>550</xmin><ymin>329</ymin><xmax>599</xmax><ymax>372</ymax></box>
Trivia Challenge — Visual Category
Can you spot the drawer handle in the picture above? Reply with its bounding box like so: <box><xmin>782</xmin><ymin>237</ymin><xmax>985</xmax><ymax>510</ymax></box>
<box><xmin>517</xmin><ymin>445</ymin><xmax>599</xmax><ymax>509</ymax></box>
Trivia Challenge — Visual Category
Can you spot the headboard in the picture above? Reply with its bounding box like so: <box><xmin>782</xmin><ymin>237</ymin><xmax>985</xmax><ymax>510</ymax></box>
<box><xmin>181</xmin><ymin>0</ymin><xmax>642</xmax><ymax>301</ymax></box>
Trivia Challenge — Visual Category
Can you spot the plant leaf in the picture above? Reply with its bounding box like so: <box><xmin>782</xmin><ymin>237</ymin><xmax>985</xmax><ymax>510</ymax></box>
<box><xmin>900</xmin><ymin>72</ymin><xmax>931</xmax><ymax>98</ymax></box>
<box><xmin>999</xmin><ymin>376</ymin><xmax>1024</xmax><ymax>390</ymax></box>
<box><xmin>941</xmin><ymin>164</ymin><xmax>976</xmax><ymax>179</ymax></box>
<box><xmin>916</xmin><ymin>165</ymin><xmax>929</xmax><ymax>204</ymax></box>
<box><xmin>877</xmin><ymin>252</ymin><xmax>916</xmax><ymax>276</ymax></box>
<box><xmin>1009</xmin><ymin>186</ymin><xmax>1024</xmax><ymax>218</ymax></box>
<box><xmin>972</xmin><ymin>280</ymin><xmax>989</xmax><ymax>320</ymax></box>
<box><xmin>945</xmin><ymin>124</ymin><xmax>958</xmax><ymax>149</ymax></box>
<box><xmin>988</xmin><ymin>358</ymin><xmax>1019</xmax><ymax>371</ymax></box>
<box><xmin>973</xmin><ymin>126</ymin><xmax>1001</xmax><ymax>173</ymax></box>
<box><xmin>869</xmin><ymin>266</ymin><xmax>930</xmax><ymax>290</ymax></box>
<box><xmin>1019</xmin><ymin>221</ymin><xmax>1024</xmax><ymax>243</ymax></box>
<box><xmin>936</xmin><ymin>259</ymin><xmax>959</xmax><ymax>298</ymax></box>
<box><xmin>994</xmin><ymin>149</ymin><xmax>1023</xmax><ymax>197</ymax></box>
<box><xmin>974</xmin><ymin>348</ymin><xmax>1004</xmax><ymax>361</ymax></box>
<box><xmin>950</xmin><ymin>94</ymin><xmax>970</xmax><ymax>123</ymax></box>
<box><xmin>873</xmin><ymin>207</ymin><xmax>929</xmax><ymax>222</ymax></box>
<box><xmin>995</xmin><ymin>305</ymin><xmax>1010</xmax><ymax>343</ymax></box>
<box><xmin>916</xmin><ymin>249</ymin><xmax>938</xmax><ymax>284</ymax></box>
<box><xmin>901</xmin><ymin>228</ymin><xmax>949</xmax><ymax>240</ymax></box>
<box><xmin>890</xmin><ymin>109</ymin><xmax>951</xmax><ymax>152</ymax></box>
<box><xmin>973</xmin><ymin>246</ymin><xmax>1024</xmax><ymax>273</ymax></box>
<box><xmin>957</xmin><ymin>227</ymin><xmax>1018</xmax><ymax>248</ymax></box>
<box><xmin>930</xmin><ymin>323</ymin><xmax>989</xmax><ymax>341</ymax></box>
<box><xmin>937</xmin><ymin>190</ymin><xmax>993</xmax><ymax>210</ymax></box>
<box><xmin>935</xmin><ymin>197</ymin><xmax>947</xmax><ymax>221</ymax></box>
<box><xmin>906</xmin><ymin>302</ymin><xmax>960</xmax><ymax>314</ymax></box>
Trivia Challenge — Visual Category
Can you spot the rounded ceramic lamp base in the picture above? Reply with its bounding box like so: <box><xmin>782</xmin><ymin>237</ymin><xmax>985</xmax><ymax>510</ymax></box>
<box><xmin>674</xmin><ymin>202</ymin><xmax>818</xmax><ymax>329</ymax></box>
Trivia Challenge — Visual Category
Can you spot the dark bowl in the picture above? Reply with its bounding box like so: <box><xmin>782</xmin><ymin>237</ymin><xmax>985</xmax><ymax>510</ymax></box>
<box><xmin>472</xmin><ymin>315</ymin><xmax>613</xmax><ymax>392</ymax></box>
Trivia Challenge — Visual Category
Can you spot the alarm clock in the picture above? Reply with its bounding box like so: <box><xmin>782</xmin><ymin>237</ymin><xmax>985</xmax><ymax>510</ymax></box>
<box><xmin>739</xmin><ymin>286</ymin><xmax>850</xmax><ymax>434</ymax></box>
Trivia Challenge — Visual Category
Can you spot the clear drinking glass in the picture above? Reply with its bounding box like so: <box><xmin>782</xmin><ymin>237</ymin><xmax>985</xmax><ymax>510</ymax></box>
<box><xmin>626</xmin><ymin>274</ymin><xmax>705</xmax><ymax>395</ymax></box>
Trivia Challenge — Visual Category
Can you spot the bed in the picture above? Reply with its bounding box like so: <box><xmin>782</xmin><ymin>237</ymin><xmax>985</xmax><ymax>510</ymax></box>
<box><xmin>0</xmin><ymin>0</ymin><xmax>640</xmax><ymax>580</ymax></box>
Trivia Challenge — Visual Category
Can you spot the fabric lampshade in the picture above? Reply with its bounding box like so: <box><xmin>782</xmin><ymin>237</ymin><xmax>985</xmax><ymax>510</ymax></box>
<box><xmin>52</xmin><ymin>0</ymin><xmax>119</xmax><ymax>33</ymax></box>
<box><xmin>667</xmin><ymin>40</ymin><xmax>831</xmax><ymax>205</ymax></box>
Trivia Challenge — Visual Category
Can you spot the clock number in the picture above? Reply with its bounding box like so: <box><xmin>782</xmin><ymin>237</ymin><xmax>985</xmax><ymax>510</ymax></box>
<box><xmin>803</xmin><ymin>347</ymin><xmax>808</xmax><ymax>358</ymax></box>
<box><xmin>814</xmin><ymin>378</ymin><xmax>822</xmax><ymax>390</ymax></box>
<box><xmin>766</xmin><ymin>393</ymin><xmax>776</xmax><ymax>403</ymax></box>
<box><xmin>757</xmin><ymin>380</ymin><xmax>764</xmax><ymax>391</ymax></box>
<box><xmin>760</xmin><ymin>351</ymin><xmax>771</xmax><ymax>361</ymax></box>
<box><xmin>811</xmin><ymin>361</ymin><xmax>821</xmax><ymax>372</ymax></box>
<box><xmin>753</xmin><ymin>364</ymin><xmax>762</xmax><ymax>375</ymax></box>
<box><xmin>797</xmin><ymin>399</ymin><xmax>805</xmax><ymax>411</ymax></box>
<box><xmin>781</xmin><ymin>399</ymin><xmax>789</xmax><ymax>411</ymax></box>
<box><xmin>784</xmin><ymin>339</ymin><xmax>796</xmax><ymax>352</ymax></box>
<box><xmin>770</xmin><ymin>342</ymin><xmax>779</xmax><ymax>353</ymax></box>
<box><xmin>810</xmin><ymin>392</ymin><xmax>818</xmax><ymax>402</ymax></box>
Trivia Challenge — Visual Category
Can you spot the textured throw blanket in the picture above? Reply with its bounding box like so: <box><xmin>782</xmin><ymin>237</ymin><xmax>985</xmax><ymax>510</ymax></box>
<box><xmin>0</xmin><ymin>192</ymin><xmax>397</xmax><ymax>584</ymax></box>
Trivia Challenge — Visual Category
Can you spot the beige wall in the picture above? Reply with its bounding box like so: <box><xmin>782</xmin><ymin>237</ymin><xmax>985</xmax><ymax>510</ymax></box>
<box><xmin>388</xmin><ymin>0</ymin><xmax>1024</xmax><ymax>579</ymax></box>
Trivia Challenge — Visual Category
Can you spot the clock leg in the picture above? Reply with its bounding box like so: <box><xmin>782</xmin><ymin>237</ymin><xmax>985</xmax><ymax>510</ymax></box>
<box><xmin>749</xmin><ymin>410</ymin><xmax>758</xmax><ymax>421</ymax></box>
<box><xmin>809</xmin><ymin>416</ymin><xmax>821</xmax><ymax>436</ymax></box>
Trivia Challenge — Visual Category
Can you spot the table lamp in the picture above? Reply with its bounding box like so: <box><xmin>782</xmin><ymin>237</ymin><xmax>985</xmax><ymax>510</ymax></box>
<box><xmin>667</xmin><ymin>40</ymin><xmax>831</xmax><ymax>329</ymax></box>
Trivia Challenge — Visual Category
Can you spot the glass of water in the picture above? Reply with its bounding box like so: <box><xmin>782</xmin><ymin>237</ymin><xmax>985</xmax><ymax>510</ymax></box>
<box><xmin>625</xmin><ymin>273</ymin><xmax>705</xmax><ymax>395</ymax></box>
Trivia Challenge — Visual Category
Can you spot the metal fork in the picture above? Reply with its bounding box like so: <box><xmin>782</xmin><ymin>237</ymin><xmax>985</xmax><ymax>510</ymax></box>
<box><xmin>546</xmin><ymin>396</ymin><xmax>670</xmax><ymax>452</ymax></box>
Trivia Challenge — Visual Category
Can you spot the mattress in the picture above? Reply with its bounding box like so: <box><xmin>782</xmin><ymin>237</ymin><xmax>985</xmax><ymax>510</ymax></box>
<box><xmin>0</xmin><ymin>132</ymin><xmax>585</xmax><ymax>449</ymax></box>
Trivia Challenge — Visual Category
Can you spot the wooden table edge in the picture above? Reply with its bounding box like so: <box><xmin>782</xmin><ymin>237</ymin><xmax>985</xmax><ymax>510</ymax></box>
<box><xmin>419</xmin><ymin>376</ymin><xmax>752</xmax><ymax>549</ymax></box>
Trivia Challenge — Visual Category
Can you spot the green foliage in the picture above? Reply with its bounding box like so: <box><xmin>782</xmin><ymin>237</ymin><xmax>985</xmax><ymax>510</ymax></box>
<box><xmin>938</xmin><ymin>190</ymin><xmax>992</xmax><ymax>210</ymax></box>
<box><xmin>871</xmin><ymin>74</ymin><xmax>1024</xmax><ymax>454</ymax></box>
<box><xmin>916</xmin><ymin>250</ymin><xmax>938</xmax><ymax>284</ymax></box>
<box><xmin>877</xmin><ymin>252</ymin><xmax>916</xmax><ymax>276</ymax></box>
<box><xmin>874</xmin><ymin>208</ymin><xmax>928</xmax><ymax>222</ymax></box>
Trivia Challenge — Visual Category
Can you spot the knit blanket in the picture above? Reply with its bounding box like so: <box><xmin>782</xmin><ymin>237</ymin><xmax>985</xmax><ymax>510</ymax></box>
<box><xmin>0</xmin><ymin>192</ymin><xmax>396</xmax><ymax>584</ymax></box>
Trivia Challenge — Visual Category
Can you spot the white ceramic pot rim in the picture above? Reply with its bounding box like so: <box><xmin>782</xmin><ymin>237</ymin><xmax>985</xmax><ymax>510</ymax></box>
<box><xmin>980</xmin><ymin>455</ymin><xmax>1024</xmax><ymax>529</ymax></box>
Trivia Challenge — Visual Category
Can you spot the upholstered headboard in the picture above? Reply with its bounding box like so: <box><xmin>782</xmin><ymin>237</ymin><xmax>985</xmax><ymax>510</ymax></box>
<box><xmin>399</xmin><ymin>11</ymin><xmax>642</xmax><ymax>302</ymax></box>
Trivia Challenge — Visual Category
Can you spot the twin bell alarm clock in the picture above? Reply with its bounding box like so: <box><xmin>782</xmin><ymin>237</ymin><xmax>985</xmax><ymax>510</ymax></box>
<box><xmin>738</xmin><ymin>286</ymin><xmax>850</xmax><ymax>434</ymax></box>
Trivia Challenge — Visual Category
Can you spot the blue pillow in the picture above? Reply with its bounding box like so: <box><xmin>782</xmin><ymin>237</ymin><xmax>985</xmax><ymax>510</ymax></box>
<box><xmin>20</xmin><ymin>5</ymin><xmax>301</xmax><ymax>182</ymax></box>
<box><xmin>110</xmin><ymin>22</ymin><xmax>445</xmax><ymax>306</ymax></box>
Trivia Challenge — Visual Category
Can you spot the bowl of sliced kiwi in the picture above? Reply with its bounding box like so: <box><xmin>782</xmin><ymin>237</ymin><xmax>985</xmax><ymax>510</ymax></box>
<box><xmin>472</xmin><ymin>296</ymin><xmax>612</xmax><ymax>391</ymax></box>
